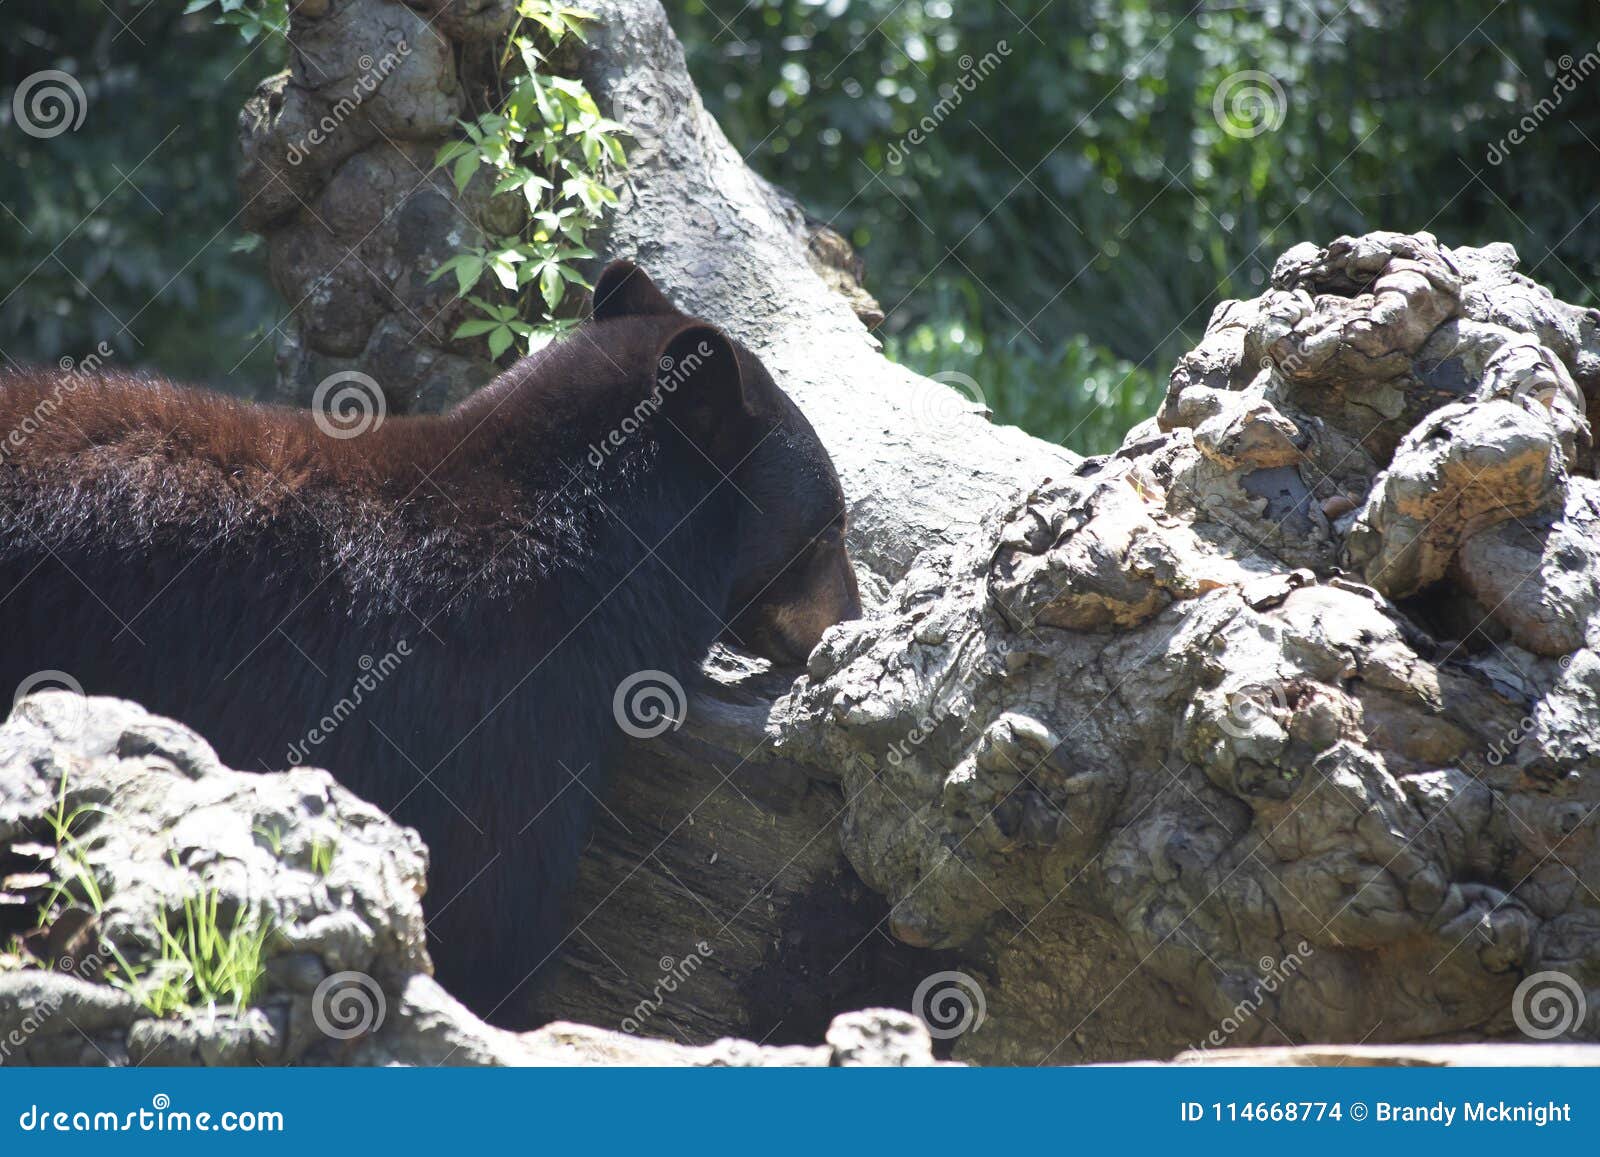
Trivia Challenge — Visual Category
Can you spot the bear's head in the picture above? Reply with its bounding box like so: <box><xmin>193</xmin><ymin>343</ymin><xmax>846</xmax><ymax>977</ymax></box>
<box><xmin>589</xmin><ymin>259</ymin><xmax>861</xmax><ymax>664</ymax></box>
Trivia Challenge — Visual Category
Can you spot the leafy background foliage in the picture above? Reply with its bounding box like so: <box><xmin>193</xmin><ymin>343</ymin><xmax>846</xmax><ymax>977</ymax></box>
<box><xmin>675</xmin><ymin>0</ymin><xmax>1600</xmax><ymax>451</ymax></box>
<box><xmin>1</xmin><ymin>3</ymin><xmax>286</xmax><ymax>385</ymax></box>
<box><xmin>2</xmin><ymin>1</ymin><xmax>1597</xmax><ymax>452</ymax></box>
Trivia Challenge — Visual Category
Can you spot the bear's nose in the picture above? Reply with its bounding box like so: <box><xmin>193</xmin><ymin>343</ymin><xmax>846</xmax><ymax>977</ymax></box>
<box><xmin>837</xmin><ymin>551</ymin><xmax>863</xmax><ymax>622</ymax></box>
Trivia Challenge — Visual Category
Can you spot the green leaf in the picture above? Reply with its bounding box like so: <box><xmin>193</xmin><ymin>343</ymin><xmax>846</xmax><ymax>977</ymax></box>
<box><xmin>492</xmin><ymin>167</ymin><xmax>538</xmax><ymax>196</ymax></box>
<box><xmin>540</xmin><ymin>264</ymin><xmax>565</xmax><ymax>311</ymax></box>
<box><xmin>428</xmin><ymin>253</ymin><xmax>487</xmax><ymax>298</ymax></box>
<box><xmin>451</xmin><ymin>152</ymin><xmax>480</xmax><ymax>195</ymax></box>
<box><xmin>452</xmin><ymin>319</ymin><xmax>502</xmax><ymax>340</ymax></box>
<box><xmin>434</xmin><ymin>139</ymin><xmax>473</xmax><ymax>169</ymax></box>
<box><xmin>487</xmin><ymin>325</ymin><xmax>514</xmax><ymax>360</ymax></box>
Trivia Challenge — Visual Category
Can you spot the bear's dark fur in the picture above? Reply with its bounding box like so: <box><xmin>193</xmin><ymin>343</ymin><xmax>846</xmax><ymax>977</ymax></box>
<box><xmin>0</xmin><ymin>262</ymin><xmax>859</xmax><ymax>1021</ymax></box>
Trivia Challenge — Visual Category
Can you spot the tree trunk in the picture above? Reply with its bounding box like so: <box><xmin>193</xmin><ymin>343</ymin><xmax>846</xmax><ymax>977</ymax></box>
<box><xmin>236</xmin><ymin>0</ymin><xmax>1600</xmax><ymax>1063</ymax></box>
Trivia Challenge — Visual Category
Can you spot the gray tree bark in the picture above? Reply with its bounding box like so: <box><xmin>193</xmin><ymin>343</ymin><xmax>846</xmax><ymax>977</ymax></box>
<box><xmin>224</xmin><ymin>0</ymin><xmax>1600</xmax><ymax>1064</ymax></box>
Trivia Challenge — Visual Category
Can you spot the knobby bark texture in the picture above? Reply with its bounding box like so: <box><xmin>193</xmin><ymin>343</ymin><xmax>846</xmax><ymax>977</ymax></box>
<box><xmin>236</xmin><ymin>0</ymin><xmax>516</xmax><ymax>409</ymax></box>
<box><xmin>7</xmin><ymin>0</ymin><xmax>1598</xmax><ymax>1066</ymax></box>
<box><xmin>777</xmin><ymin>232</ymin><xmax>1600</xmax><ymax>1062</ymax></box>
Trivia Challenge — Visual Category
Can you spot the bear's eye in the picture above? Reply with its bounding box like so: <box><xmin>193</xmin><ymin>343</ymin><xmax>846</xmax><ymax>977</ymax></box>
<box><xmin>813</xmin><ymin>519</ymin><xmax>845</xmax><ymax>548</ymax></box>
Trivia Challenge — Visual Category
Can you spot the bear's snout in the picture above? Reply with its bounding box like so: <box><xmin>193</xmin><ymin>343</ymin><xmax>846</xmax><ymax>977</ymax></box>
<box><xmin>728</xmin><ymin>539</ymin><xmax>861</xmax><ymax>664</ymax></box>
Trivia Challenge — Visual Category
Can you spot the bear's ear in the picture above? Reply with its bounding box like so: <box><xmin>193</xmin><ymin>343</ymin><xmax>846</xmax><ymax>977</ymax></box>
<box><xmin>592</xmin><ymin>260</ymin><xmax>679</xmax><ymax>320</ymax></box>
<box><xmin>656</xmin><ymin>323</ymin><xmax>751</xmax><ymax>459</ymax></box>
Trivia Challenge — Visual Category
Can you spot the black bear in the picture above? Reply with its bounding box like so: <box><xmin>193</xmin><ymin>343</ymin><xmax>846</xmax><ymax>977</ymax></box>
<box><xmin>0</xmin><ymin>261</ymin><xmax>860</xmax><ymax>1021</ymax></box>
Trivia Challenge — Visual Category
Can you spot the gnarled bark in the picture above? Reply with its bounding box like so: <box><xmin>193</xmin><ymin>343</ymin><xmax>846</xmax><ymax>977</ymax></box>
<box><xmin>554</xmin><ymin>14</ymin><xmax>1600</xmax><ymax>1062</ymax></box>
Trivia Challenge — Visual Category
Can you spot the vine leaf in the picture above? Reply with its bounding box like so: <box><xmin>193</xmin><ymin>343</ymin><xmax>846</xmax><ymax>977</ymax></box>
<box><xmin>429</xmin><ymin>1</ymin><xmax>622</xmax><ymax>360</ymax></box>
